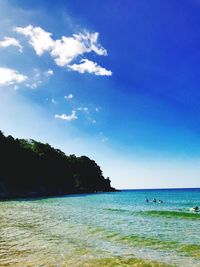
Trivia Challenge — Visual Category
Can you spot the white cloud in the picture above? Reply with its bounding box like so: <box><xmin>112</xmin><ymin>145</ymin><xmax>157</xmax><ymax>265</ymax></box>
<box><xmin>50</xmin><ymin>32</ymin><xmax>107</xmax><ymax>66</ymax></box>
<box><xmin>73</xmin><ymin>32</ymin><xmax>107</xmax><ymax>56</ymax></box>
<box><xmin>45</xmin><ymin>69</ymin><xmax>54</xmax><ymax>76</ymax></box>
<box><xmin>54</xmin><ymin>110</ymin><xmax>77</xmax><ymax>121</ymax></box>
<box><xmin>15</xmin><ymin>25</ymin><xmax>54</xmax><ymax>56</ymax></box>
<box><xmin>51</xmin><ymin>98</ymin><xmax>57</xmax><ymax>104</ymax></box>
<box><xmin>64</xmin><ymin>94</ymin><xmax>73</xmax><ymax>100</ymax></box>
<box><xmin>51</xmin><ymin>36</ymin><xmax>87</xmax><ymax>66</ymax></box>
<box><xmin>68</xmin><ymin>59</ymin><xmax>112</xmax><ymax>76</ymax></box>
<box><xmin>0</xmin><ymin>67</ymin><xmax>27</xmax><ymax>86</ymax></box>
<box><xmin>99</xmin><ymin>132</ymin><xmax>108</xmax><ymax>143</ymax></box>
<box><xmin>25</xmin><ymin>68</ymin><xmax>53</xmax><ymax>89</ymax></box>
<box><xmin>15</xmin><ymin>25</ymin><xmax>111</xmax><ymax>76</ymax></box>
<box><xmin>0</xmin><ymin>37</ymin><xmax>23</xmax><ymax>52</ymax></box>
<box><xmin>26</xmin><ymin>81</ymin><xmax>42</xmax><ymax>89</ymax></box>
<box><xmin>0</xmin><ymin>67</ymin><xmax>52</xmax><ymax>90</ymax></box>
<box><xmin>77</xmin><ymin>107</ymin><xmax>88</xmax><ymax>111</ymax></box>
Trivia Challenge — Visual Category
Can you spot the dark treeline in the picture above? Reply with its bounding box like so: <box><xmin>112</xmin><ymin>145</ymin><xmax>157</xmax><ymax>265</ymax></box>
<box><xmin>0</xmin><ymin>131</ymin><xmax>116</xmax><ymax>198</ymax></box>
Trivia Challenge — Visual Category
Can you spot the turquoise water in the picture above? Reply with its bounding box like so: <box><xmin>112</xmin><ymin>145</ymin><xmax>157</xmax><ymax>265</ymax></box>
<box><xmin>0</xmin><ymin>189</ymin><xmax>200</xmax><ymax>266</ymax></box>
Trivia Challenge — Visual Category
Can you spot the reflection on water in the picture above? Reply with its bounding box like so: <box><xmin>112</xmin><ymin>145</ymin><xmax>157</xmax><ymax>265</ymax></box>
<box><xmin>0</xmin><ymin>189</ymin><xmax>200</xmax><ymax>266</ymax></box>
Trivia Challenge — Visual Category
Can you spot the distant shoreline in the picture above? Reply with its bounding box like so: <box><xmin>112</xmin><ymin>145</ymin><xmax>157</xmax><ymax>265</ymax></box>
<box><xmin>119</xmin><ymin>187</ymin><xmax>200</xmax><ymax>191</ymax></box>
<box><xmin>0</xmin><ymin>189</ymin><xmax>119</xmax><ymax>201</ymax></box>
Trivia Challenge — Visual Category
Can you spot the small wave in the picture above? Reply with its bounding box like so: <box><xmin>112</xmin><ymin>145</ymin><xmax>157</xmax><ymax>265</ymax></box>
<box><xmin>119</xmin><ymin>234</ymin><xmax>177</xmax><ymax>249</ymax></box>
<box><xmin>88</xmin><ymin>226</ymin><xmax>105</xmax><ymax>234</ymax></box>
<box><xmin>85</xmin><ymin>256</ymin><xmax>172</xmax><ymax>267</ymax></box>
<box><xmin>143</xmin><ymin>210</ymin><xmax>200</xmax><ymax>219</ymax></box>
<box><xmin>179</xmin><ymin>244</ymin><xmax>200</xmax><ymax>259</ymax></box>
<box><xmin>103</xmin><ymin>208</ymin><xmax>132</xmax><ymax>213</ymax></box>
<box><xmin>106</xmin><ymin>231</ymin><xmax>200</xmax><ymax>260</ymax></box>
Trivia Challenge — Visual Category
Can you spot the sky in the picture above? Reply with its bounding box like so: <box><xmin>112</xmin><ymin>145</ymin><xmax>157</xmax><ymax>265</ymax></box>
<box><xmin>0</xmin><ymin>0</ymin><xmax>200</xmax><ymax>189</ymax></box>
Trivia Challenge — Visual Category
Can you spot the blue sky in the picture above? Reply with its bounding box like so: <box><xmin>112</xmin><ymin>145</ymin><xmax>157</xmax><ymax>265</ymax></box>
<box><xmin>0</xmin><ymin>0</ymin><xmax>200</xmax><ymax>189</ymax></box>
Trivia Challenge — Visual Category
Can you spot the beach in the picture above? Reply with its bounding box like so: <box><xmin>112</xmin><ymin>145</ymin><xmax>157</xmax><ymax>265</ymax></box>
<box><xmin>0</xmin><ymin>189</ymin><xmax>200</xmax><ymax>266</ymax></box>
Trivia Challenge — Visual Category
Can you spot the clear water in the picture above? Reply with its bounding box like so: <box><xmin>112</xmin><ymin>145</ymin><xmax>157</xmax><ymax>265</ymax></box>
<box><xmin>0</xmin><ymin>189</ymin><xmax>200</xmax><ymax>266</ymax></box>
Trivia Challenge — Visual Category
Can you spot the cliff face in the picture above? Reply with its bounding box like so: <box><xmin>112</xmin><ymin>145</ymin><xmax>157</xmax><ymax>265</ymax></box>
<box><xmin>0</xmin><ymin>131</ymin><xmax>116</xmax><ymax>198</ymax></box>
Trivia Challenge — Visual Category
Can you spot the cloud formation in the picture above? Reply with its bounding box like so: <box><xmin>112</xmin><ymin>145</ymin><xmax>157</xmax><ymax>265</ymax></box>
<box><xmin>45</xmin><ymin>69</ymin><xmax>54</xmax><ymax>77</ymax></box>
<box><xmin>78</xmin><ymin>107</ymin><xmax>88</xmax><ymax>111</ymax></box>
<box><xmin>15</xmin><ymin>26</ymin><xmax>53</xmax><ymax>56</ymax></box>
<box><xmin>0</xmin><ymin>67</ymin><xmax>27</xmax><ymax>86</ymax></box>
<box><xmin>54</xmin><ymin>110</ymin><xmax>77</xmax><ymax>121</ymax></box>
<box><xmin>64</xmin><ymin>94</ymin><xmax>73</xmax><ymax>100</ymax></box>
<box><xmin>15</xmin><ymin>25</ymin><xmax>112</xmax><ymax>76</ymax></box>
<box><xmin>0</xmin><ymin>37</ymin><xmax>23</xmax><ymax>53</ymax></box>
<box><xmin>69</xmin><ymin>59</ymin><xmax>112</xmax><ymax>76</ymax></box>
<box><xmin>51</xmin><ymin>98</ymin><xmax>57</xmax><ymax>104</ymax></box>
<box><xmin>25</xmin><ymin>68</ymin><xmax>53</xmax><ymax>89</ymax></box>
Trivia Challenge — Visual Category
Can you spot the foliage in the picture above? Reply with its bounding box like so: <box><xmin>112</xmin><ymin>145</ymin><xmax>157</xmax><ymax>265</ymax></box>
<box><xmin>0</xmin><ymin>131</ymin><xmax>115</xmax><ymax>198</ymax></box>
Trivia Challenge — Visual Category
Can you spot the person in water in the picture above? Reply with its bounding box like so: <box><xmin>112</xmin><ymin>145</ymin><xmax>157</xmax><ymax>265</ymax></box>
<box><xmin>158</xmin><ymin>199</ymin><xmax>163</xmax><ymax>203</ymax></box>
<box><xmin>189</xmin><ymin>206</ymin><xmax>199</xmax><ymax>212</ymax></box>
<box><xmin>152</xmin><ymin>198</ymin><xmax>156</xmax><ymax>203</ymax></box>
<box><xmin>145</xmin><ymin>197</ymin><xmax>149</xmax><ymax>203</ymax></box>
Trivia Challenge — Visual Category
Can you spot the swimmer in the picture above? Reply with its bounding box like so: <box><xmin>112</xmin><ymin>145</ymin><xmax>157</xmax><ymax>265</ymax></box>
<box><xmin>189</xmin><ymin>206</ymin><xmax>199</xmax><ymax>212</ymax></box>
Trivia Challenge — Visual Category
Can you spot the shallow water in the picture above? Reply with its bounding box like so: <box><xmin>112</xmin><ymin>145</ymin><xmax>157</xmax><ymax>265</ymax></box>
<box><xmin>0</xmin><ymin>189</ymin><xmax>200</xmax><ymax>266</ymax></box>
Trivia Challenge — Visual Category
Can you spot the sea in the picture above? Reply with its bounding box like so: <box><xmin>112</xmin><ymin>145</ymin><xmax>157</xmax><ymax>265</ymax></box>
<box><xmin>0</xmin><ymin>188</ymin><xmax>200</xmax><ymax>267</ymax></box>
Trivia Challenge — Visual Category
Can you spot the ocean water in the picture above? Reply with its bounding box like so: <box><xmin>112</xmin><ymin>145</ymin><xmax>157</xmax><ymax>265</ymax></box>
<box><xmin>0</xmin><ymin>189</ymin><xmax>200</xmax><ymax>267</ymax></box>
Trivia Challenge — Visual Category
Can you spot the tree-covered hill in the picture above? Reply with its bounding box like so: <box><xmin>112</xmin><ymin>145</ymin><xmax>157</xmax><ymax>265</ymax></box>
<box><xmin>0</xmin><ymin>131</ymin><xmax>116</xmax><ymax>198</ymax></box>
